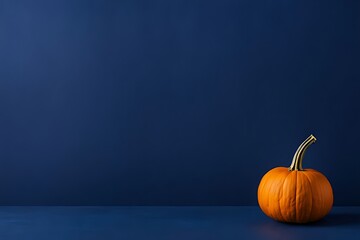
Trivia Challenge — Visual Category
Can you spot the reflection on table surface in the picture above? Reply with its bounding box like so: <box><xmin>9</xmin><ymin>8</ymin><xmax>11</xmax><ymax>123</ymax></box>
<box><xmin>0</xmin><ymin>206</ymin><xmax>359</xmax><ymax>240</ymax></box>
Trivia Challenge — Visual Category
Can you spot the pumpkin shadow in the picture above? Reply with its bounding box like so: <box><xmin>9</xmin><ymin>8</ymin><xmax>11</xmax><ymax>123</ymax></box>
<box><xmin>308</xmin><ymin>213</ymin><xmax>360</xmax><ymax>227</ymax></box>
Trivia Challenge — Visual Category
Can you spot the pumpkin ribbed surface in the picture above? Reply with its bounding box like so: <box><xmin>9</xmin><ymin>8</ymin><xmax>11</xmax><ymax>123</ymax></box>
<box><xmin>258</xmin><ymin>167</ymin><xmax>333</xmax><ymax>223</ymax></box>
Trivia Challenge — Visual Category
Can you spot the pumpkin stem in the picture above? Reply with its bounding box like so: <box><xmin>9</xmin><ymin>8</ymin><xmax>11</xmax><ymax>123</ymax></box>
<box><xmin>288</xmin><ymin>134</ymin><xmax>316</xmax><ymax>171</ymax></box>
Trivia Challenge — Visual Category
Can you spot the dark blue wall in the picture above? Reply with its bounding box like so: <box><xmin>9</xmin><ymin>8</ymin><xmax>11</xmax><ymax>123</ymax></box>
<box><xmin>0</xmin><ymin>0</ymin><xmax>359</xmax><ymax>205</ymax></box>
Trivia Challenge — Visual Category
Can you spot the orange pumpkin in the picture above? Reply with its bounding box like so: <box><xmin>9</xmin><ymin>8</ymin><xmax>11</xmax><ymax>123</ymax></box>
<box><xmin>257</xmin><ymin>135</ymin><xmax>333</xmax><ymax>223</ymax></box>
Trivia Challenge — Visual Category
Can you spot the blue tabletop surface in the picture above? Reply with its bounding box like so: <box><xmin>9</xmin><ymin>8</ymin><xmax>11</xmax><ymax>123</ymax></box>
<box><xmin>0</xmin><ymin>206</ymin><xmax>359</xmax><ymax>240</ymax></box>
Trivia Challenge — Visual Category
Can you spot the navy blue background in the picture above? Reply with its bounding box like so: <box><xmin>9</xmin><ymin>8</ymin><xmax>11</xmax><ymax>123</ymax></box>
<box><xmin>0</xmin><ymin>0</ymin><xmax>359</xmax><ymax>205</ymax></box>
